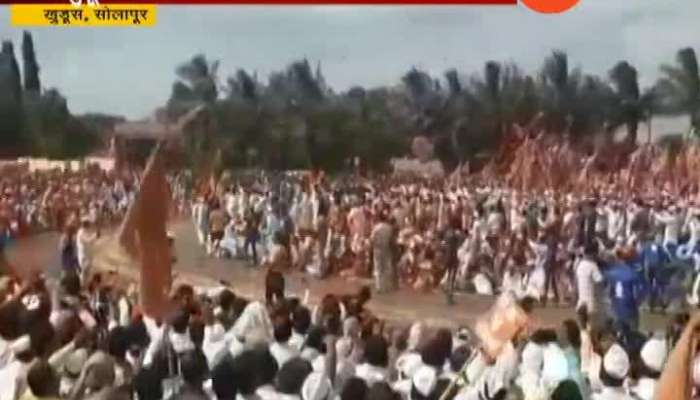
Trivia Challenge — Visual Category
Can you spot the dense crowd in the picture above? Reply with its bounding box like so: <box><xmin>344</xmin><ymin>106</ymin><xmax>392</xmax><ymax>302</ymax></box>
<box><xmin>0</xmin><ymin>168</ymin><xmax>141</xmax><ymax>238</ymax></box>
<box><xmin>2</xmin><ymin>226</ymin><xmax>700</xmax><ymax>400</ymax></box>
<box><xmin>195</xmin><ymin>174</ymin><xmax>700</xmax><ymax>315</ymax></box>
<box><xmin>6</xmin><ymin>168</ymin><xmax>700</xmax><ymax>400</ymax></box>
<box><xmin>0</xmin><ymin>166</ymin><xmax>193</xmax><ymax>280</ymax></box>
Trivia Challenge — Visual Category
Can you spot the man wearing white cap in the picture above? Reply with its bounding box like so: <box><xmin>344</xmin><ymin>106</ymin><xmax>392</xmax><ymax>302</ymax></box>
<box><xmin>59</xmin><ymin>348</ymin><xmax>89</xmax><ymax>396</ymax></box>
<box><xmin>0</xmin><ymin>335</ymin><xmax>33</xmax><ymax>400</ymax></box>
<box><xmin>593</xmin><ymin>343</ymin><xmax>634</xmax><ymax>400</ymax></box>
<box><xmin>301</xmin><ymin>371</ymin><xmax>332</xmax><ymax>400</ymax></box>
<box><xmin>409</xmin><ymin>365</ymin><xmax>441</xmax><ymax>400</ymax></box>
<box><xmin>630</xmin><ymin>337</ymin><xmax>667</xmax><ymax>400</ymax></box>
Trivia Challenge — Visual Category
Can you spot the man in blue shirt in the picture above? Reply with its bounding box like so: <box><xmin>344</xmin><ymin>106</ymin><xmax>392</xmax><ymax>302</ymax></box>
<box><xmin>605</xmin><ymin>248</ymin><xmax>648</xmax><ymax>331</ymax></box>
<box><xmin>640</xmin><ymin>235</ymin><xmax>670</xmax><ymax>312</ymax></box>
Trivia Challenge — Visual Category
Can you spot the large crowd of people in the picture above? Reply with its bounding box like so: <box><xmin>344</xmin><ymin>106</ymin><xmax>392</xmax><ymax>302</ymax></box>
<box><xmin>5</xmin><ymin>164</ymin><xmax>700</xmax><ymax>400</ymax></box>
<box><xmin>0</xmin><ymin>167</ymin><xmax>140</xmax><ymax>238</ymax></box>
<box><xmin>0</xmin><ymin>166</ymin><xmax>192</xmax><ymax>279</ymax></box>
<box><xmin>195</xmin><ymin>173</ymin><xmax>700</xmax><ymax>314</ymax></box>
<box><xmin>6</xmin><ymin>240</ymin><xmax>694</xmax><ymax>400</ymax></box>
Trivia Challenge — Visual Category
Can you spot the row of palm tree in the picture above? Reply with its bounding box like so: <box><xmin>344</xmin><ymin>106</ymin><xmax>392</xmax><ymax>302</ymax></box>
<box><xmin>166</xmin><ymin>47</ymin><xmax>700</xmax><ymax>172</ymax></box>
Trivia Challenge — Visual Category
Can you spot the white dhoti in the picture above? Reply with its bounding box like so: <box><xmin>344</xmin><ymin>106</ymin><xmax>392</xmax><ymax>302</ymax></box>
<box><xmin>502</xmin><ymin>270</ymin><xmax>525</xmax><ymax>298</ymax></box>
<box><xmin>78</xmin><ymin>251</ymin><xmax>91</xmax><ymax>281</ymax></box>
<box><xmin>220</xmin><ymin>232</ymin><xmax>241</xmax><ymax>257</ymax></box>
<box><xmin>196</xmin><ymin>224</ymin><xmax>208</xmax><ymax>247</ymax></box>
<box><xmin>373</xmin><ymin>250</ymin><xmax>395</xmax><ymax>293</ymax></box>
<box><xmin>220</xmin><ymin>238</ymin><xmax>237</xmax><ymax>257</ymax></box>
<box><xmin>526</xmin><ymin>265</ymin><xmax>546</xmax><ymax>301</ymax></box>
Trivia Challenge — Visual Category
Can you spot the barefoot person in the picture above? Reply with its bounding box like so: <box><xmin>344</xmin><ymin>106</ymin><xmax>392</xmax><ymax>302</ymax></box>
<box><xmin>208</xmin><ymin>201</ymin><xmax>227</xmax><ymax>257</ymax></box>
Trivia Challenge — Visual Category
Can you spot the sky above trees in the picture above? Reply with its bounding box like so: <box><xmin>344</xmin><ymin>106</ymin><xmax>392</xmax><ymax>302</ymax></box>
<box><xmin>0</xmin><ymin>0</ymin><xmax>699</xmax><ymax>119</ymax></box>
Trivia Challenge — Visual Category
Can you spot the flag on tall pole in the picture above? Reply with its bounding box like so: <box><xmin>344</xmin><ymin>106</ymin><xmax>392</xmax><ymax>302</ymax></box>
<box><xmin>118</xmin><ymin>142</ymin><xmax>172</xmax><ymax>319</ymax></box>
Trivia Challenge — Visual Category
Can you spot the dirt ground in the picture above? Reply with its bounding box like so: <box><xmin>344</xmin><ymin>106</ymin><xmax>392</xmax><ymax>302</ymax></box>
<box><xmin>3</xmin><ymin>220</ymin><xmax>674</xmax><ymax>330</ymax></box>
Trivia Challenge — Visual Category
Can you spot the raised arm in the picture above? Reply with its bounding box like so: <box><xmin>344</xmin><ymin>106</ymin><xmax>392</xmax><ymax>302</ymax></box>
<box><xmin>656</xmin><ymin>313</ymin><xmax>700</xmax><ymax>400</ymax></box>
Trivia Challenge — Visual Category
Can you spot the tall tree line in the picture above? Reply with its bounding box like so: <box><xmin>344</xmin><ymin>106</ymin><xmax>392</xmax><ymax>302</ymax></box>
<box><xmin>0</xmin><ymin>31</ymin><xmax>100</xmax><ymax>159</ymax></box>
<box><xmin>1</xmin><ymin>31</ymin><xmax>698</xmax><ymax>168</ymax></box>
<box><xmin>167</xmin><ymin>47</ymin><xmax>700</xmax><ymax>172</ymax></box>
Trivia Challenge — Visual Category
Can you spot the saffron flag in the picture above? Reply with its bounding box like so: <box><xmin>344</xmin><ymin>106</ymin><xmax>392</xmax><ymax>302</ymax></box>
<box><xmin>474</xmin><ymin>292</ymin><xmax>530</xmax><ymax>359</ymax></box>
<box><xmin>118</xmin><ymin>143</ymin><xmax>172</xmax><ymax>319</ymax></box>
<box><xmin>0</xmin><ymin>229</ymin><xmax>51</xmax><ymax>280</ymax></box>
<box><xmin>0</xmin><ymin>238</ymin><xmax>18</xmax><ymax>278</ymax></box>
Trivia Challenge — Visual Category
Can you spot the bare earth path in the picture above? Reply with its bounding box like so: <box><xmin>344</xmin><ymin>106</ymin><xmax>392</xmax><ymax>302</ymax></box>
<box><xmin>4</xmin><ymin>220</ymin><xmax>671</xmax><ymax>330</ymax></box>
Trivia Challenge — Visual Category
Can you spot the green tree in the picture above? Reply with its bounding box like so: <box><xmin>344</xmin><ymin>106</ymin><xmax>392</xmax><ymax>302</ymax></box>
<box><xmin>167</xmin><ymin>54</ymin><xmax>221</xmax><ymax>173</ymax></box>
<box><xmin>458</xmin><ymin>62</ymin><xmax>538</xmax><ymax>158</ymax></box>
<box><xmin>538</xmin><ymin>50</ymin><xmax>620</xmax><ymax>140</ymax></box>
<box><xmin>167</xmin><ymin>54</ymin><xmax>219</xmax><ymax>117</ymax></box>
<box><xmin>608</xmin><ymin>61</ymin><xmax>655</xmax><ymax>144</ymax></box>
<box><xmin>656</xmin><ymin>47</ymin><xmax>700</xmax><ymax>135</ymax></box>
<box><xmin>280</xmin><ymin>59</ymin><xmax>327</xmax><ymax>169</ymax></box>
<box><xmin>570</xmin><ymin>75</ymin><xmax>616</xmax><ymax>138</ymax></box>
<box><xmin>28</xmin><ymin>88</ymin><xmax>98</xmax><ymax>158</ymax></box>
<box><xmin>0</xmin><ymin>40</ymin><xmax>26</xmax><ymax>156</ymax></box>
<box><xmin>21</xmin><ymin>31</ymin><xmax>40</xmax><ymax>93</ymax></box>
<box><xmin>227</xmin><ymin>69</ymin><xmax>259</xmax><ymax>103</ymax></box>
<box><xmin>401</xmin><ymin>67</ymin><xmax>442</xmax><ymax>132</ymax></box>
<box><xmin>0</xmin><ymin>33</ymin><xmax>98</xmax><ymax>158</ymax></box>
<box><xmin>539</xmin><ymin>50</ymin><xmax>579</xmax><ymax>134</ymax></box>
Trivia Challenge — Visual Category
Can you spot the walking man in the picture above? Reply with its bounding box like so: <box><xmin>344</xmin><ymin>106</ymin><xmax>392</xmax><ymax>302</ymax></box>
<box><xmin>575</xmin><ymin>242</ymin><xmax>604</xmax><ymax>325</ymax></box>
<box><xmin>76</xmin><ymin>217</ymin><xmax>99</xmax><ymax>282</ymax></box>
<box><xmin>442</xmin><ymin>217</ymin><xmax>464</xmax><ymax>305</ymax></box>
<box><xmin>244</xmin><ymin>206</ymin><xmax>261</xmax><ymax>266</ymax></box>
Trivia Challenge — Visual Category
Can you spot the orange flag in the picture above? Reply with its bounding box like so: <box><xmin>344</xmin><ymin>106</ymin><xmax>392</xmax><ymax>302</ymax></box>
<box><xmin>0</xmin><ymin>250</ymin><xmax>18</xmax><ymax>279</ymax></box>
<box><xmin>474</xmin><ymin>293</ymin><xmax>530</xmax><ymax>359</ymax></box>
<box><xmin>0</xmin><ymin>230</ymin><xmax>45</xmax><ymax>280</ymax></box>
<box><xmin>118</xmin><ymin>143</ymin><xmax>172</xmax><ymax>319</ymax></box>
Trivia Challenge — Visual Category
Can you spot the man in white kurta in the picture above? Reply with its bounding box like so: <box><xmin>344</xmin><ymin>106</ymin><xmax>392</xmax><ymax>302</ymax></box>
<box><xmin>192</xmin><ymin>198</ymin><xmax>209</xmax><ymax>247</ymax></box>
<box><xmin>371</xmin><ymin>215</ymin><xmax>395</xmax><ymax>293</ymax></box>
<box><xmin>576</xmin><ymin>245</ymin><xmax>604</xmax><ymax>322</ymax></box>
<box><xmin>294</xmin><ymin>192</ymin><xmax>315</xmax><ymax>233</ymax></box>
<box><xmin>76</xmin><ymin>218</ymin><xmax>98</xmax><ymax>281</ymax></box>
<box><xmin>655</xmin><ymin>206</ymin><xmax>681</xmax><ymax>247</ymax></box>
<box><xmin>606</xmin><ymin>203</ymin><xmax>625</xmax><ymax>243</ymax></box>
